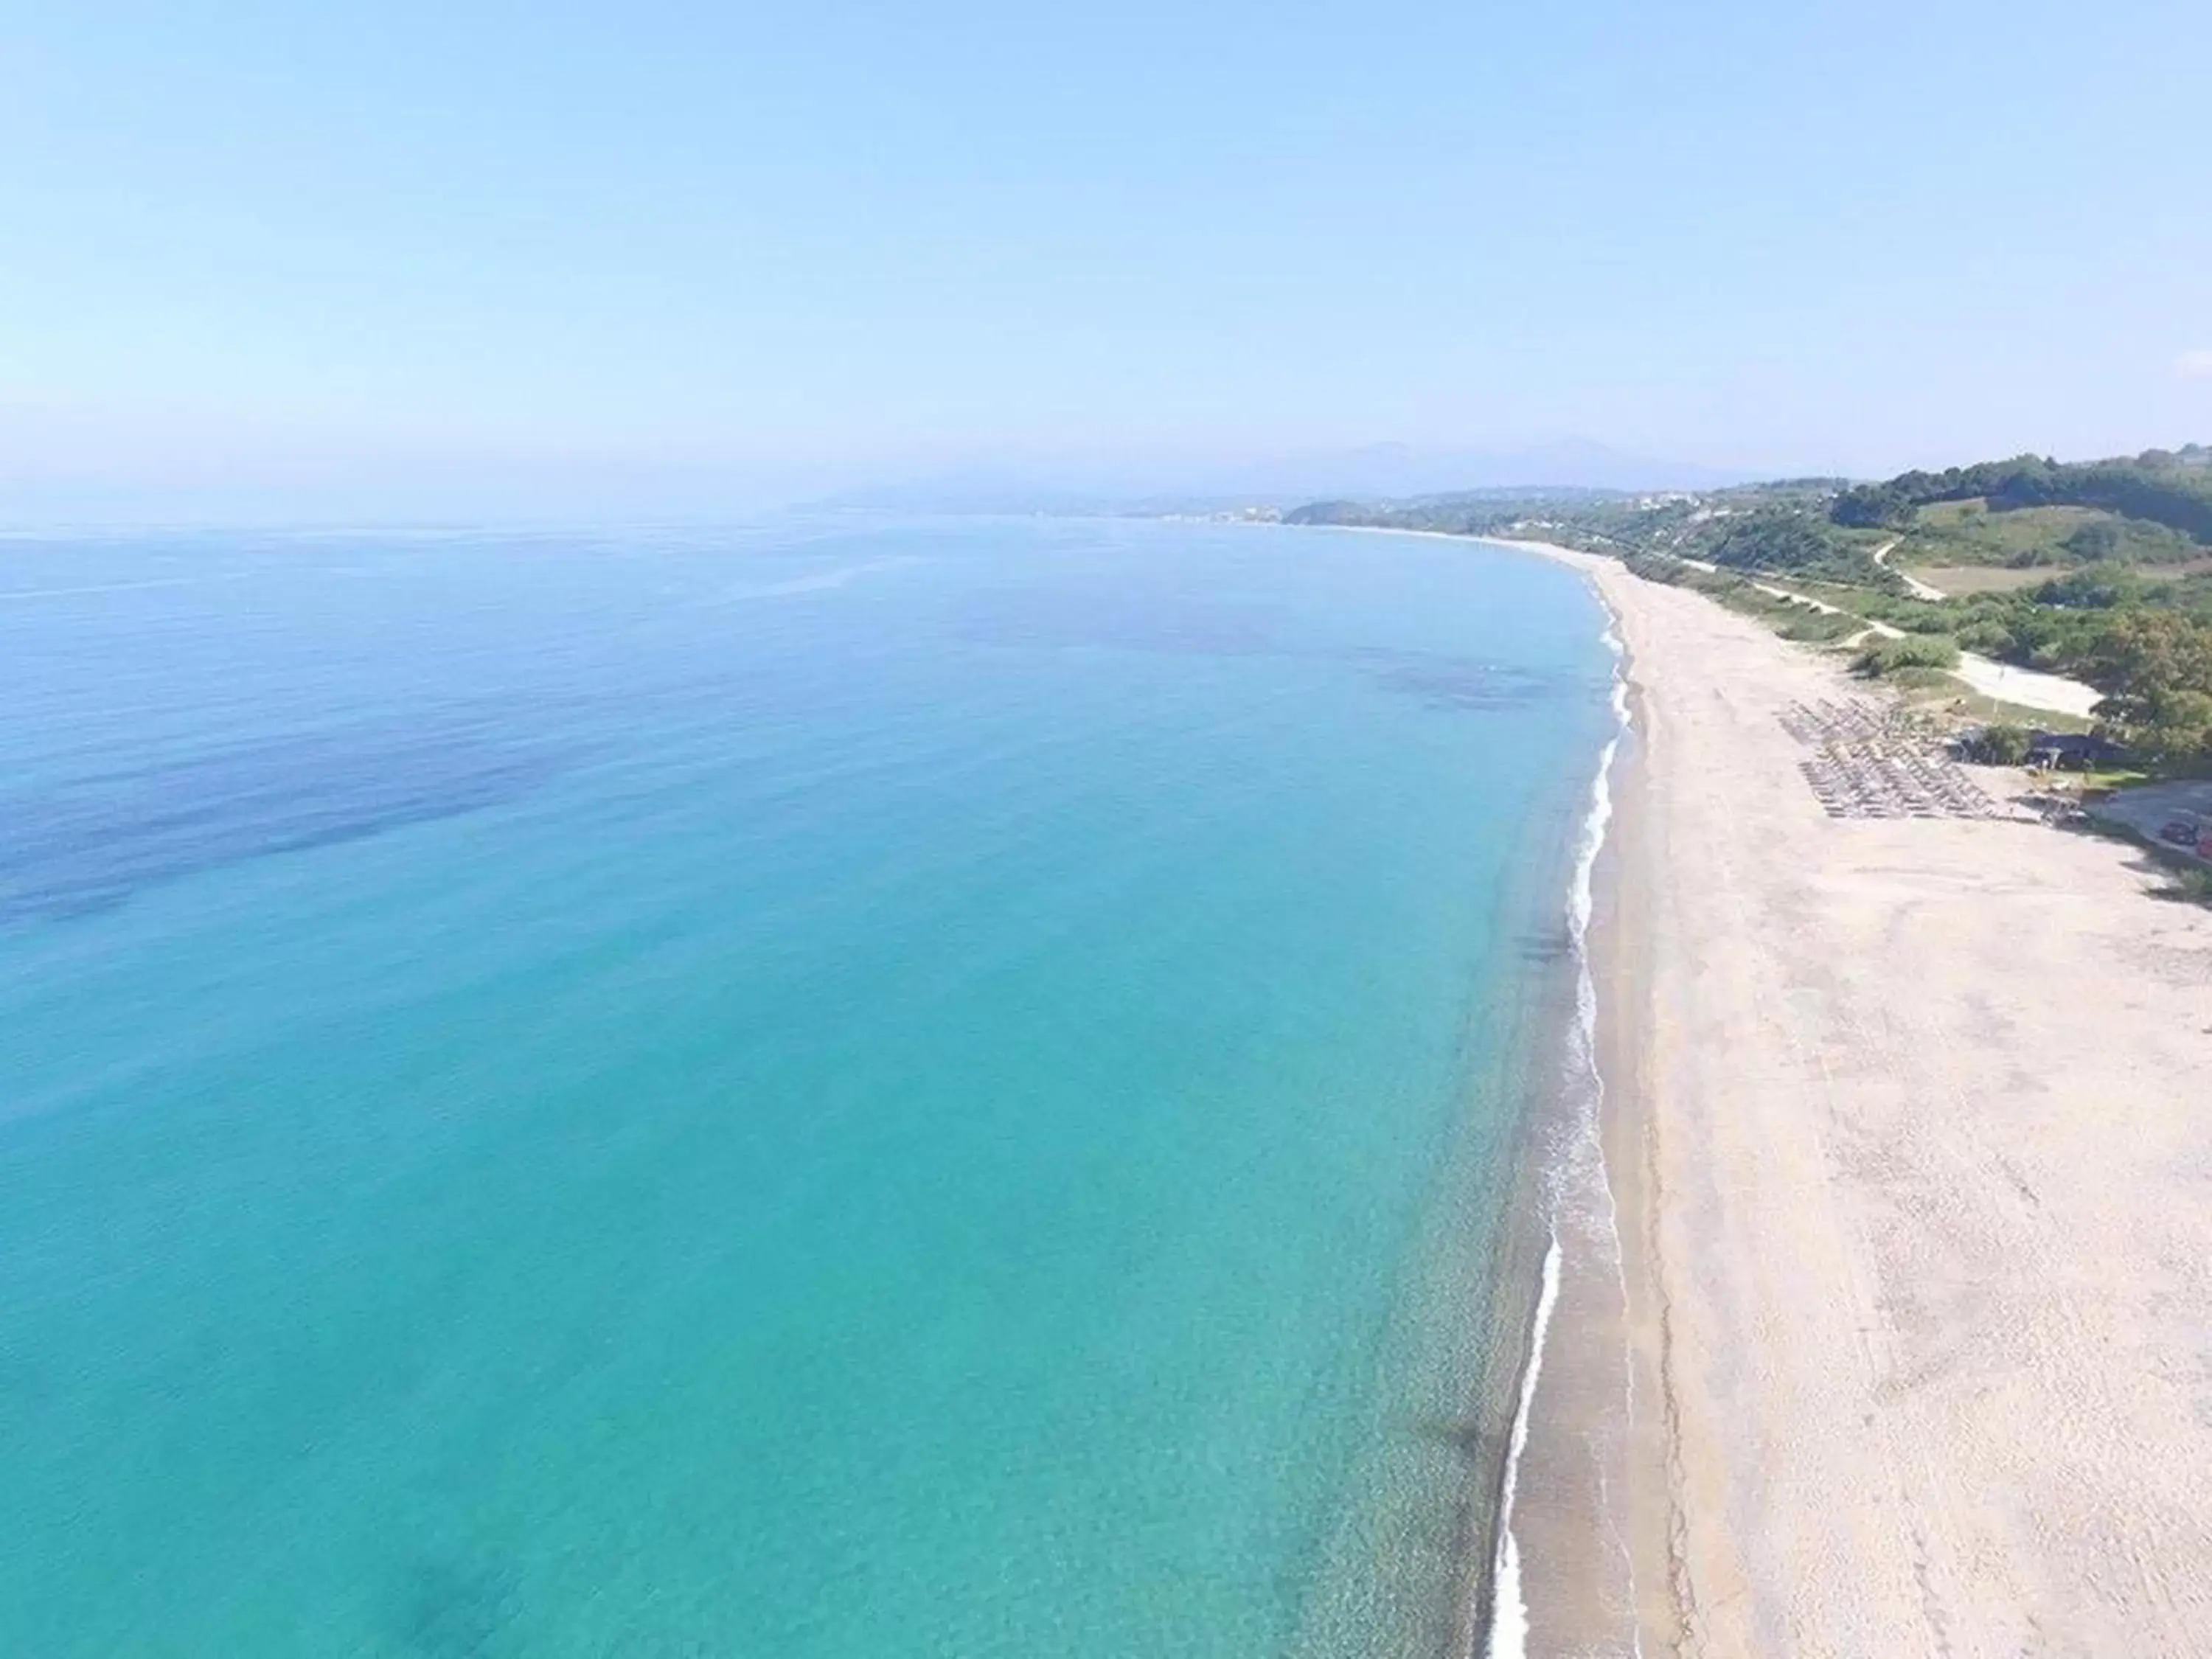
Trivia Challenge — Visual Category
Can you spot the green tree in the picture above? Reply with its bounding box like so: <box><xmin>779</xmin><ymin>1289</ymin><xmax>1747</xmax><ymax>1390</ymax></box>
<box><xmin>1970</xmin><ymin>723</ymin><xmax>2034</xmax><ymax>765</ymax></box>
<box><xmin>2130</xmin><ymin>689</ymin><xmax>2212</xmax><ymax>768</ymax></box>
<box><xmin>2064</xmin><ymin>521</ymin><xmax>2123</xmax><ymax>561</ymax></box>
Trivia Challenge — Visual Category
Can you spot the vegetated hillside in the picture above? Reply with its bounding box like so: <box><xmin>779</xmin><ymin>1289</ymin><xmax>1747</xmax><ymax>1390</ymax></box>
<box><xmin>1281</xmin><ymin>442</ymin><xmax>2212</xmax><ymax>770</ymax></box>
<box><xmin>1701</xmin><ymin>507</ymin><xmax>1896</xmax><ymax>588</ymax></box>
<box><xmin>1896</xmin><ymin>500</ymin><xmax>2199</xmax><ymax>570</ymax></box>
<box><xmin>1832</xmin><ymin>445</ymin><xmax>2212</xmax><ymax>568</ymax></box>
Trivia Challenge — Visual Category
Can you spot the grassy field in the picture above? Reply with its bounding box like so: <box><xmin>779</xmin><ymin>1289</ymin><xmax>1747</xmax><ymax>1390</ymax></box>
<box><xmin>1900</xmin><ymin>500</ymin><xmax>2101</xmax><ymax>566</ymax></box>
<box><xmin>1896</xmin><ymin>498</ymin><xmax>2199</xmax><ymax>569</ymax></box>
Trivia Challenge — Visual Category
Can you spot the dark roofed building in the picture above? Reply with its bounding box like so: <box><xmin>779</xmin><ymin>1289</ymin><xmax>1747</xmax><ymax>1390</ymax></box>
<box><xmin>2025</xmin><ymin>730</ymin><xmax>2121</xmax><ymax>770</ymax></box>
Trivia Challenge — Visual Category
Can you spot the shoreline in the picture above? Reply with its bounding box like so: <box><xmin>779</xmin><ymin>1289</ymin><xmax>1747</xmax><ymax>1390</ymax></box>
<box><xmin>1315</xmin><ymin>524</ymin><xmax>1659</xmax><ymax>1656</ymax></box>
<box><xmin>1473</xmin><ymin>538</ymin><xmax>1666</xmax><ymax>1659</ymax></box>
<box><xmin>1482</xmin><ymin>532</ymin><xmax>2212</xmax><ymax>1655</ymax></box>
<box><xmin>1486</xmin><ymin>599</ymin><xmax>1629</xmax><ymax>1658</ymax></box>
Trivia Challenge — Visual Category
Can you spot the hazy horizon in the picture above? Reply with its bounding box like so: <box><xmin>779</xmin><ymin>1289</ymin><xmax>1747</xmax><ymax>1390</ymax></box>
<box><xmin>4</xmin><ymin>1</ymin><xmax>2208</xmax><ymax>523</ymax></box>
<box><xmin>0</xmin><ymin>433</ymin><xmax>1756</xmax><ymax>529</ymax></box>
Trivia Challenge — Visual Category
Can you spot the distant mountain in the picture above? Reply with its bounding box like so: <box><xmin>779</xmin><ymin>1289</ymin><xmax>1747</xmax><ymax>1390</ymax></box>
<box><xmin>801</xmin><ymin>441</ymin><xmax>1744</xmax><ymax>515</ymax></box>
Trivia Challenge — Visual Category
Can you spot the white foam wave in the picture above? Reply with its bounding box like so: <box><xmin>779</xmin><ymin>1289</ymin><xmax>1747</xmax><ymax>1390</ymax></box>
<box><xmin>1481</xmin><ymin>613</ymin><xmax>1633</xmax><ymax>1658</ymax></box>
<box><xmin>1486</xmin><ymin>1231</ymin><xmax>1562</xmax><ymax>1658</ymax></box>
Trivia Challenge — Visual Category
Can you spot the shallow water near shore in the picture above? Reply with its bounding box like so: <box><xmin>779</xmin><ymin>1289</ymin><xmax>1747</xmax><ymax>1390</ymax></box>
<box><xmin>0</xmin><ymin>518</ymin><xmax>1611</xmax><ymax>1657</ymax></box>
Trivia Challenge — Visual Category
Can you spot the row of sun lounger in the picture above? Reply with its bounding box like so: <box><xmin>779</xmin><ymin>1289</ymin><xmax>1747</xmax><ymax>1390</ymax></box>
<box><xmin>1783</xmin><ymin>700</ymin><xmax>1996</xmax><ymax>821</ymax></box>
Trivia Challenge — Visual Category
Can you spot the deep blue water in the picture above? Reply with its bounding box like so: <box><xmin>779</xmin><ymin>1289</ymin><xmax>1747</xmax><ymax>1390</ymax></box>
<box><xmin>0</xmin><ymin>518</ymin><xmax>1610</xmax><ymax>1657</ymax></box>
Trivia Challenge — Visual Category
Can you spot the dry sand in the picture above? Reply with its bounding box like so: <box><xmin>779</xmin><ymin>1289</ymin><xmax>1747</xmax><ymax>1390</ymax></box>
<box><xmin>1503</xmin><ymin>542</ymin><xmax>2212</xmax><ymax>1657</ymax></box>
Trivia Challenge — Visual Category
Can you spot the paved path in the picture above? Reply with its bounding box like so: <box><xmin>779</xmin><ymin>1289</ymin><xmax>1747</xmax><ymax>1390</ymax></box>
<box><xmin>1871</xmin><ymin>538</ymin><xmax>1946</xmax><ymax>601</ymax></box>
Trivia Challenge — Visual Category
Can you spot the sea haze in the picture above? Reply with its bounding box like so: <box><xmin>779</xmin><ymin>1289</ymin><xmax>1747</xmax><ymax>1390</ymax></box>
<box><xmin>0</xmin><ymin>518</ymin><xmax>1613</xmax><ymax>1657</ymax></box>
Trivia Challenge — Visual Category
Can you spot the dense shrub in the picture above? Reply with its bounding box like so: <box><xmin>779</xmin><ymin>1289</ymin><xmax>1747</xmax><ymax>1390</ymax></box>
<box><xmin>1961</xmin><ymin>723</ymin><xmax>2033</xmax><ymax>765</ymax></box>
<box><xmin>1854</xmin><ymin>635</ymin><xmax>1961</xmax><ymax>677</ymax></box>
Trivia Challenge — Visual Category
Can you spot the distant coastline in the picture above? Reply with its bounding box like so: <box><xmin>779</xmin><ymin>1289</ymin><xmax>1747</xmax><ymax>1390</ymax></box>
<box><xmin>1280</xmin><ymin>441</ymin><xmax>2212</xmax><ymax>776</ymax></box>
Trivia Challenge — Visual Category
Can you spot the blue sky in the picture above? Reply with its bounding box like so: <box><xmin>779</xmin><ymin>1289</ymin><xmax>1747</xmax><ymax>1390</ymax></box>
<box><xmin>2</xmin><ymin>0</ymin><xmax>2208</xmax><ymax>515</ymax></box>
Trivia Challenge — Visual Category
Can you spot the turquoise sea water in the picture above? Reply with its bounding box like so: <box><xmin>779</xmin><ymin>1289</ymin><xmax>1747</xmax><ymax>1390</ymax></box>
<box><xmin>0</xmin><ymin>518</ymin><xmax>1611</xmax><ymax>1658</ymax></box>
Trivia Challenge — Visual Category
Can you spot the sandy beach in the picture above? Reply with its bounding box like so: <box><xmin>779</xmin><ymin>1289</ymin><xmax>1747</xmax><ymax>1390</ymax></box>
<box><xmin>1503</xmin><ymin>540</ymin><xmax>2212</xmax><ymax>1656</ymax></box>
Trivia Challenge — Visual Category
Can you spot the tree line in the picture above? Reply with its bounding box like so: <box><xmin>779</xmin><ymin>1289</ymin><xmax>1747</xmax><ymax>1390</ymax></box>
<box><xmin>1832</xmin><ymin>447</ymin><xmax>2212</xmax><ymax>544</ymax></box>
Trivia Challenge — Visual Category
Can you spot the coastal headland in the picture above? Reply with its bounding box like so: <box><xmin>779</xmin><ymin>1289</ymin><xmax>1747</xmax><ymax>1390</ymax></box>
<box><xmin>1502</xmin><ymin>540</ymin><xmax>2212</xmax><ymax>1655</ymax></box>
